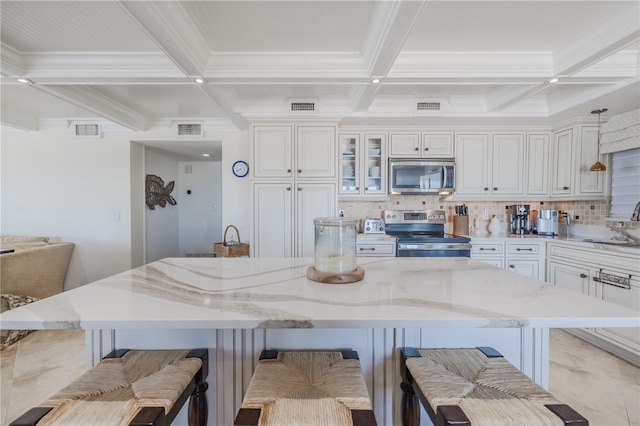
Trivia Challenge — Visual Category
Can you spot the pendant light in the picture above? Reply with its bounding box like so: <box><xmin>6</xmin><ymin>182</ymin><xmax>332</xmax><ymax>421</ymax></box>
<box><xmin>589</xmin><ymin>108</ymin><xmax>607</xmax><ymax>172</ymax></box>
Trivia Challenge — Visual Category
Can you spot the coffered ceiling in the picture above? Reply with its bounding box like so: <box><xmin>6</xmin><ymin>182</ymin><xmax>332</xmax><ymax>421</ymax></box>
<box><xmin>1</xmin><ymin>0</ymin><xmax>639</xmax><ymax>133</ymax></box>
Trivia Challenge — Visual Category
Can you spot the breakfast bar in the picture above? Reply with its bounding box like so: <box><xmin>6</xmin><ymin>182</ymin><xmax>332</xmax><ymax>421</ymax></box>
<box><xmin>1</xmin><ymin>257</ymin><xmax>638</xmax><ymax>425</ymax></box>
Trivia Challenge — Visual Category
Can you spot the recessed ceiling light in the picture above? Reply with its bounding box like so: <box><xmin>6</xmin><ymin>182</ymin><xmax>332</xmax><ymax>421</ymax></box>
<box><xmin>17</xmin><ymin>78</ymin><xmax>33</xmax><ymax>84</ymax></box>
<box><xmin>545</xmin><ymin>78</ymin><xmax>560</xmax><ymax>84</ymax></box>
<box><xmin>371</xmin><ymin>78</ymin><xmax>381</xmax><ymax>84</ymax></box>
<box><xmin>202</xmin><ymin>153</ymin><xmax>211</xmax><ymax>157</ymax></box>
<box><xmin>194</xmin><ymin>78</ymin><xmax>205</xmax><ymax>84</ymax></box>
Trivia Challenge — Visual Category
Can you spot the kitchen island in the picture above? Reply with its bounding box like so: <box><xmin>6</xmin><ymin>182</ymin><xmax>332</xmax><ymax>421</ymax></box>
<box><xmin>2</xmin><ymin>257</ymin><xmax>638</xmax><ymax>426</ymax></box>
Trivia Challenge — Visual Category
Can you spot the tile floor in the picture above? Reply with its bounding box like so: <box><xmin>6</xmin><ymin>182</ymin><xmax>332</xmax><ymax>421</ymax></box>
<box><xmin>1</xmin><ymin>328</ymin><xmax>638</xmax><ymax>425</ymax></box>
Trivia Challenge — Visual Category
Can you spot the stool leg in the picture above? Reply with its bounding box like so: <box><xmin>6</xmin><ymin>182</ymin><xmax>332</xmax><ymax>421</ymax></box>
<box><xmin>401</xmin><ymin>381</ymin><xmax>419</xmax><ymax>426</ymax></box>
<box><xmin>188</xmin><ymin>349</ymin><xmax>209</xmax><ymax>426</ymax></box>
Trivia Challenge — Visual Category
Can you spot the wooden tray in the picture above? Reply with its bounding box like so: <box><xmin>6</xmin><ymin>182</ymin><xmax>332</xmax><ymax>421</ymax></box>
<box><xmin>306</xmin><ymin>266</ymin><xmax>365</xmax><ymax>284</ymax></box>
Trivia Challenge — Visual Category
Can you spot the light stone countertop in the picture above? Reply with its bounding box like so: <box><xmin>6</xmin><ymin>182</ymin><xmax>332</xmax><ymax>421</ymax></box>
<box><xmin>1</xmin><ymin>257</ymin><xmax>638</xmax><ymax>331</ymax></box>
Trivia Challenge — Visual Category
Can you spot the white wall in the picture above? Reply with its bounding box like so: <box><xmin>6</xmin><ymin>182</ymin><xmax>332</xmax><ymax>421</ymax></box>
<box><xmin>0</xmin><ymin>130</ymin><xmax>133</xmax><ymax>289</ymax></box>
<box><xmin>1</xmin><ymin>126</ymin><xmax>251</xmax><ymax>289</ymax></box>
<box><xmin>145</xmin><ymin>148</ymin><xmax>180</xmax><ymax>263</ymax></box>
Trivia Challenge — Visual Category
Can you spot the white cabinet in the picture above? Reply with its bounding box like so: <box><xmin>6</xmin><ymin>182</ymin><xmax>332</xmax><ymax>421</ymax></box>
<box><xmin>525</xmin><ymin>133</ymin><xmax>550</xmax><ymax>196</ymax></box>
<box><xmin>455</xmin><ymin>133</ymin><xmax>524</xmax><ymax>197</ymax></box>
<box><xmin>505</xmin><ymin>241</ymin><xmax>544</xmax><ymax>280</ymax></box>
<box><xmin>454</xmin><ymin>133</ymin><xmax>490</xmax><ymax>196</ymax></box>
<box><xmin>252</xmin><ymin>123</ymin><xmax>338</xmax><ymax>258</ymax></box>
<box><xmin>356</xmin><ymin>235</ymin><xmax>396</xmax><ymax>257</ymax></box>
<box><xmin>253</xmin><ymin>182</ymin><xmax>336</xmax><ymax>258</ymax></box>
<box><xmin>550</xmin><ymin>126</ymin><xmax>609</xmax><ymax>199</ymax></box>
<box><xmin>546</xmin><ymin>242</ymin><xmax>639</xmax><ymax>364</ymax></box>
<box><xmin>472</xmin><ymin>239</ymin><xmax>545</xmax><ymax>280</ymax></box>
<box><xmin>389</xmin><ymin>132</ymin><xmax>453</xmax><ymax>158</ymax></box>
<box><xmin>339</xmin><ymin>133</ymin><xmax>386</xmax><ymax>198</ymax></box>
<box><xmin>253</xmin><ymin>125</ymin><xmax>335</xmax><ymax>179</ymax></box>
<box><xmin>550</xmin><ymin>128</ymin><xmax>574</xmax><ymax>197</ymax></box>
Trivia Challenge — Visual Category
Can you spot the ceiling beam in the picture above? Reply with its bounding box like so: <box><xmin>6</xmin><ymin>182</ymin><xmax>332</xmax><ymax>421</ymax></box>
<box><xmin>353</xmin><ymin>0</ymin><xmax>427</xmax><ymax>112</ymax></box>
<box><xmin>198</xmin><ymin>85</ymin><xmax>248</xmax><ymax>130</ymax></box>
<box><xmin>553</xmin><ymin>10</ymin><xmax>640</xmax><ymax>77</ymax></box>
<box><xmin>31</xmin><ymin>85</ymin><xmax>149</xmax><ymax>131</ymax></box>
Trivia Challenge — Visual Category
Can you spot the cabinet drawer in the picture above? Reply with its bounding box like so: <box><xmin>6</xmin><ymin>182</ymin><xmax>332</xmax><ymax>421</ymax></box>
<box><xmin>471</xmin><ymin>243</ymin><xmax>504</xmax><ymax>255</ymax></box>
<box><xmin>356</xmin><ymin>244</ymin><xmax>396</xmax><ymax>257</ymax></box>
<box><xmin>506</xmin><ymin>242</ymin><xmax>540</xmax><ymax>255</ymax></box>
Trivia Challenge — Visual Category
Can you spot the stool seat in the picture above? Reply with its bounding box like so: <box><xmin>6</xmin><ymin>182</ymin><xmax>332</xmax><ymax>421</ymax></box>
<box><xmin>400</xmin><ymin>347</ymin><xmax>588</xmax><ymax>426</ymax></box>
<box><xmin>235</xmin><ymin>350</ymin><xmax>377</xmax><ymax>426</ymax></box>
<box><xmin>10</xmin><ymin>349</ymin><xmax>208</xmax><ymax>426</ymax></box>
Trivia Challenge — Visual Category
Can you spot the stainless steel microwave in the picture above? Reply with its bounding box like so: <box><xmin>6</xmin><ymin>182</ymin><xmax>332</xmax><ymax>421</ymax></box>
<box><xmin>388</xmin><ymin>158</ymin><xmax>455</xmax><ymax>194</ymax></box>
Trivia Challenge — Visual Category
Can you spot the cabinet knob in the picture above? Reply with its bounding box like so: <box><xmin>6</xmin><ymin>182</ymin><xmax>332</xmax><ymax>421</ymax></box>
<box><xmin>579</xmin><ymin>273</ymin><xmax>587</xmax><ymax>278</ymax></box>
<box><xmin>424</xmin><ymin>147</ymin><xmax>429</xmax><ymax>151</ymax></box>
<box><xmin>414</xmin><ymin>147</ymin><xmax>419</xmax><ymax>151</ymax></box>
<box><xmin>356</xmin><ymin>186</ymin><xmax>360</xmax><ymax>190</ymax></box>
<box><xmin>286</xmin><ymin>187</ymin><xmax>291</xmax><ymax>191</ymax></box>
<box><xmin>297</xmin><ymin>187</ymin><xmax>302</xmax><ymax>191</ymax></box>
<box><xmin>287</xmin><ymin>169</ymin><xmax>292</xmax><ymax>173</ymax></box>
<box><xmin>298</xmin><ymin>169</ymin><xmax>302</xmax><ymax>174</ymax></box>
<box><xmin>493</xmin><ymin>187</ymin><xmax>498</xmax><ymax>191</ymax></box>
<box><xmin>563</xmin><ymin>186</ymin><xmax>569</xmax><ymax>190</ymax></box>
<box><xmin>509</xmin><ymin>264</ymin><xmax>515</xmax><ymax>269</ymax></box>
<box><xmin>484</xmin><ymin>187</ymin><xmax>489</xmax><ymax>191</ymax></box>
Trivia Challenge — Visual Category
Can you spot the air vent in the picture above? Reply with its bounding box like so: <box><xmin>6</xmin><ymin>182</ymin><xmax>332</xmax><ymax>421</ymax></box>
<box><xmin>417</xmin><ymin>102</ymin><xmax>440</xmax><ymax>111</ymax></box>
<box><xmin>291</xmin><ymin>102</ymin><xmax>315</xmax><ymax>111</ymax></box>
<box><xmin>74</xmin><ymin>123</ymin><xmax>101</xmax><ymax>137</ymax></box>
<box><xmin>177</xmin><ymin>123</ymin><xmax>203</xmax><ymax>136</ymax></box>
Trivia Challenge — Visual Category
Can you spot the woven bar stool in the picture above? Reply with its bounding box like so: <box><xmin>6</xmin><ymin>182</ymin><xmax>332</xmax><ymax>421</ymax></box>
<box><xmin>234</xmin><ymin>349</ymin><xmax>377</xmax><ymax>426</ymax></box>
<box><xmin>400</xmin><ymin>347</ymin><xmax>588</xmax><ymax>426</ymax></box>
<box><xmin>10</xmin><ymin>348</ymin><xmax>208</xmax><ymax>426</ymax></box>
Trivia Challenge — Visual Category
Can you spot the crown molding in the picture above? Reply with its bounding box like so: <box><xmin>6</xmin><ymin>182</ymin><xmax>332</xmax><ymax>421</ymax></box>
<box><xmin>0</xmin><ymin>43</ymin><xmax>24</xmax><ymax>77</ymax></box>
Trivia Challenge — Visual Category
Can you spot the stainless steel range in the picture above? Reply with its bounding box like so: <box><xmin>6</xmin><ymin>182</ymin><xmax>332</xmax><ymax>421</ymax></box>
<box><xmin>383</xmin><ymin>210</ymin><xmax>471</xmax><ymax>257</ymax></box>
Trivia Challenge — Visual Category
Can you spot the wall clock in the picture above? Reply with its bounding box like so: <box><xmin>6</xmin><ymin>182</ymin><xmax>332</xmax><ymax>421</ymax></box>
<box><xmin>232</xmin><ymin>160</ymin><xmax>249</xmax><ymax>178</ymax></box>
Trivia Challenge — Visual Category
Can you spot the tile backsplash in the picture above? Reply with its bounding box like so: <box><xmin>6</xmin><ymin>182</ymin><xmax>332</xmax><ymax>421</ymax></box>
<box><xmin>339</xmin><ymin>197</ymin><xmax>640</xmax><ymax>233</ymax></box>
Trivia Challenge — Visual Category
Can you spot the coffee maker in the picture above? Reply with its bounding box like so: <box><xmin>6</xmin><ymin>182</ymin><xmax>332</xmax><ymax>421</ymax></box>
<box><xmin>509</xmin><ymin>204</ymin><xmax>531</xmax><ymax>235</ymax></box>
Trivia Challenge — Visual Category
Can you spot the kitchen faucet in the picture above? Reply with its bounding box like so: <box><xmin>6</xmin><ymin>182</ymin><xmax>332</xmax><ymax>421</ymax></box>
<box><xmin>631</xmin><ymin>201</ymin><xmax>640</xmax><ymax>221</ymax></box>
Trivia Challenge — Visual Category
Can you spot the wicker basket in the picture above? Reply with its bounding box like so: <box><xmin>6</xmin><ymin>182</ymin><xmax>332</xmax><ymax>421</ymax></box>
<box><xmin>214</xmin><ymin>225</ymin><xmax>250</xmax><ymax>257</ymax></box>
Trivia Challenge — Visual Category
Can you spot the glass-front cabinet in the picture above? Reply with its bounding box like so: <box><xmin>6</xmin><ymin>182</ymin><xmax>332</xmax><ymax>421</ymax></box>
<box><xmin>339</xmin><ymin>133</ymin><xmax>386</xmax><ymax>198</ymax></box>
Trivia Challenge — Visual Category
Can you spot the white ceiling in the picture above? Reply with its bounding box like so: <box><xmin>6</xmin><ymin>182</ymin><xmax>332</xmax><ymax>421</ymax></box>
<box><xmin>1</xmin><ymin>1</ymin><xmax>639</xmax><ymax>151</ymax></box>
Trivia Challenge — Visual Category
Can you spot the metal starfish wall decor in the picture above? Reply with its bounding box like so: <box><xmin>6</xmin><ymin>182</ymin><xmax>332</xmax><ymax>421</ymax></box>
<box><xmin>145</xmin><ymin>174</ymin><xmax>177</xmax><ymax>210</ymax></box>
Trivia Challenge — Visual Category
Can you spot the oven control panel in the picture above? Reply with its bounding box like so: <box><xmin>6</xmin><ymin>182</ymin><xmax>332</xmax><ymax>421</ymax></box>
<box><xmin>383</xmin><ymin>210</ymin><xmax>446</xmax><ymax>224</ymax></box>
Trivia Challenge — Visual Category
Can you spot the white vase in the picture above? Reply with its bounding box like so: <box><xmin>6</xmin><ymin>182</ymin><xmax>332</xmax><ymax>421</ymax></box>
<box><xmin>489</xmin><ymin>217</ymin><xmax>502</xmax><ymax>235</ymax></box>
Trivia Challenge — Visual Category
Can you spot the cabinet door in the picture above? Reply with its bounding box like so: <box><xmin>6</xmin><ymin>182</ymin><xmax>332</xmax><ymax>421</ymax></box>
<box><xmin>422</xmin><ymin>133</ymin><xmax>454</xmax><ymax>157</ymax></box>
<box><xmin>296</xmin><ymin>182</ymin><xmax>337</xmax><ymax>257</ymax></box>
<box><xmin>253</xmin><ymin>183</ymin><xmax>293</xmax><ymax>257</ymax></box>
<box><xmin>455</xmin><ymin>134</ymin><xmax>490</xmax><ymax>195</ymax></box>
<box><xmin>551</xmin><ymin>129</ymin><xmax>574</xmax><ymax>196</ymax></box>
<box><xmin>595</xmin><ymin>278</ymin><xmax>640</xmax><ymax>353</ymax></box>
<box><xmin>506</xmin><ymin>259</ymin><xmax>539</xmax><ymax>279</ymax></box>
<box><xmin>526</xmin><ymin>133</ymin><xmax>550</xmax><ymax>196</ymax></box>
<box><xmin>491</xmin><ymin>134</ymin><xmax>524</xmax><ymax>195</ymax></box>
<box><xmin>296</xmin><ymin>126</ymin><xmax>336</xmax><ymax>179</ymax></box>
<box><xmin>389</xmin><ymin>133</ymin><xmax>420</xmax><ymax>157</ymax></box>
<box><xmin>576</xmin><ymin>126</ymin><xmax>606</xmax><ymax>195</ymax></box>
<box><xmin>253</xmin><ymin>126</ymin><xmax>293</xmax><ymax>178</ymax></box>
<box><xmin>339</xmin><ymin>134</ymin><xmax>360</xmax><ymax>195</ymax></box>
<box><xmin>362</xmin><ymin>134</ymin><xmax>386</xmax><ymax>196</ymax></box>
<box><xmin>547</xmin><ymin>260</ymin><xmax>590</xmax><ymax>294</ymax></box>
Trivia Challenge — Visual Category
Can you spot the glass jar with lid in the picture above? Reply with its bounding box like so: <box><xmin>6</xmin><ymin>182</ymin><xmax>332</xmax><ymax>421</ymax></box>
<box><xmin>313</xmin><ymin>217</ymin><xmax>358</xmax><ymax>274</ymax></box>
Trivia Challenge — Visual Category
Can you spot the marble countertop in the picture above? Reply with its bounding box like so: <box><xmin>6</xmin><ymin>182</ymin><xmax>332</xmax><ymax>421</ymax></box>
<box><xmin>1</xmin><ymin>257</ymin><xmax>638</xmax><ymax>331</ymax></box>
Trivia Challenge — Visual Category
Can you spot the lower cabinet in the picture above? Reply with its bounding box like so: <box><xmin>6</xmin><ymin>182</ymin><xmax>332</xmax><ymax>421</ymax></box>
<box><xmin>253</xmin><ymin>181</ymin><xmax>336</xmax><ymax>258</ymax></box>
<box><xmin>356</xmin><ymin>235</ymin><xmax>396</xmax><ymax>257</ymax></box>
<box><xmin>471</xmin><ymin>239</ymin><xmax>544</xmax><ymax>280</ymax></box>
<box><xmin>546</xmin><ymin>242</ymin><xmax>640</xmax><ymax>365</ymax></box>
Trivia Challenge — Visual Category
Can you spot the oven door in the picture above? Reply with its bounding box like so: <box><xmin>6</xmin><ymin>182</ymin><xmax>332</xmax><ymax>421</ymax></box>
<box><xmin>397</xmin><ymin>242</ymin><xmax>471</xmax><ymax>257</ymax></box>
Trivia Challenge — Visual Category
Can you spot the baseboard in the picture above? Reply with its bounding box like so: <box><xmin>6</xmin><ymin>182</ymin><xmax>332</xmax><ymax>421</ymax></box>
<box><xmin>563</xmin><ymin>329</ymin><xmax>640</xmax><ymax>367</ymax></box>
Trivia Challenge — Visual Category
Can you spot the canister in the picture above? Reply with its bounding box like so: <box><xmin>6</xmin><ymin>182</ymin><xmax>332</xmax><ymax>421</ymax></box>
<box><xmin>313</xmin><ymin>217</ymin><xmax>357</xmax><ymax>274</ymax></box>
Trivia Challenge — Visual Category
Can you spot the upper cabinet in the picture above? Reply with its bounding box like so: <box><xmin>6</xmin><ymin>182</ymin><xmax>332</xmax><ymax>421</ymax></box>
<box><xmin>526</xmin><ymin>133</ymin><xmax>550</xmax><ymax>196</ymax></box>
<box><xmin>389</xmin><ymin>132</ymin><xmax>453</xmax><ymax>158</ymax></box>
<box><xmin>339</xmin><ymin>132</ymin><xmax>387</xmax><ymax>198</ymax></box>
<box><xmin>551</xmin><ymin>125</ymin><xmax>609</xmax><ymax>200</ymax></box>
<box><xmin>455</xmin><ymin>133</ymin><xmax>524</xmax><ymax>197</ymax></box>
<box><xmin>253</xmin><ymin>125</ymin><xmax>336</xmax><ymax>179</ymax></box>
